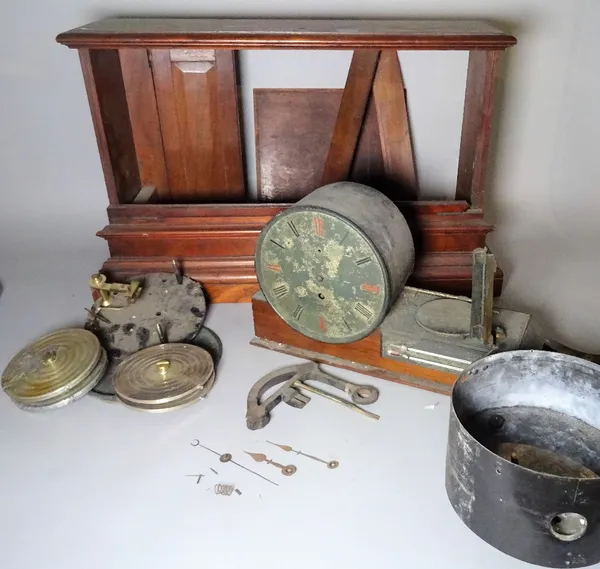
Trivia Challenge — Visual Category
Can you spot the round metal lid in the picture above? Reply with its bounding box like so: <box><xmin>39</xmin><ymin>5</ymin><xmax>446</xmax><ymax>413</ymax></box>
<box><xmin>113</xmin><ymin>343</ymin><xmax>214</xmax><ymax>407</ymax></box>
<box><xmin>415</xmin><ymin>298</ymin><xmax>472</xmax><ymax>337</ymax></box>
<box><xmin>2</xmin><ymin>328</ymin><xmax>102</xmax><ymax>403</ymax></box>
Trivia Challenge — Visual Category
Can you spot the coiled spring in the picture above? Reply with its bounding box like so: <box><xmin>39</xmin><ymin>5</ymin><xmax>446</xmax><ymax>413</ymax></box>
<box><xmin>214</xmin><ymin>483</ymin><xmax>235</xmax><ymax>496</ymax></box>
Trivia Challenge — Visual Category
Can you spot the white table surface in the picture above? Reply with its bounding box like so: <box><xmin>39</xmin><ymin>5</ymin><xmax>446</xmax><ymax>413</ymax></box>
<box><xmin>0</xmin><ymin>252</ymin><xmax>580</xmax><ymax>569</ymax></box>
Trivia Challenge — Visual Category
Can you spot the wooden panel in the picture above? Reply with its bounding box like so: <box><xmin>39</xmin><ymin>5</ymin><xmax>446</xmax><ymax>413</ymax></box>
<box><xmin>456</xmin><ymin>50</ymin><xmax>500</xmax><ymax>209</ymax></box>
<box><xmin>251</xmin><ymin>295</ymin><xmax>458</xmax><ymax>390</ymax></box>
<box><xmin>81</xmin><ymin>49</ymin><xmax>141</xmax><ymax>204</ymax></box>
<box><xmin>321</xmin><ymin>50</ymin><xmax>380</xmax><ymax>184</ymax></box>
<box><xmin>106</xmin><ymin>201</ymin><xmax>471</xmax><ymax>222</ymax></box>
<box><xmin>119</xmin><ymin>49</ymin><xmax>170</xmax><ymax>201</ymax></box>
<box><xmin>150</xmin><ymin>49</ymin><xmax>244</xmax><ymax>202</ymax></box>
<box><xmin>79</xmin><ymin>49</ymin><xmax>118</xmax><ymax>204</ymax></box>
<box><xmin>101</xmin><ymin>249</ymin><xmax>503</xmax><ymax>302</ymax></box>
<box><xmin>372</xmin><ymin>50</ymin><xmax>418</xmax><ymax>197</ymax></box>
<box><xmin>57</xmin><ymin>19</ymin><xmax>517</xmax><ymax>50</ymax></box>
<box><xmin>255</xmin><ymin>89</ymin><xmax>384</xmax><ymax>201</ymax></box>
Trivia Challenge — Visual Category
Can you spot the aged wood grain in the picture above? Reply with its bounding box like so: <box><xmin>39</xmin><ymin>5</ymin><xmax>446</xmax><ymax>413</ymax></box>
<box><xmin>151</xmin><ymin>49</ymin><xmax>244</xmax><ymax>202</ymax></box>
<box><xmin>456</xmin><ymin>50</ymin><xmax>500</xmax><ymax>208</ymax></box>
<box><xmin>57</xmin><ymin>19</ymin><xmax>517</xmax><ymax>50</ymax></box>
<box><xmin>321</xmin><ymin>50</ymin><xmax>380</xmax><ymax>184</ymax></box>
<box><xmin>372</xmin><ymin>50</ymin><xmax>418</xmax><ymax>198</ymax></box>
<box><xmin>106</xmin><ymin>200</ymin><xmax>470</xmax><ymax>222</ymax></box>
<box><xmin>255</xmin><ymin>89</ymin><xmax>384</xmax><ymax>201</ymax></box>
<box><xmin>251</xmin><ymin>294</ymin><xmax>458</xmax><ymax>390</ymax></box>
<box><xmin>119</xmin><ymin>49</ymin><xmax>170</xmax><ymax>201</ymax></box>
<box><xmin>81</xmin><ymin>49</ymin><xmax>141</xmax><ymax>204</ymax></box>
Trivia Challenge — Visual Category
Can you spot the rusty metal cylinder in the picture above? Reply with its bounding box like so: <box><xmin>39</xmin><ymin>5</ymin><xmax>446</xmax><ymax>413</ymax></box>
<box><xmin>446</xmin><ymin>350</ymin><xmax>600</xmax><ymax>568</ymax></box>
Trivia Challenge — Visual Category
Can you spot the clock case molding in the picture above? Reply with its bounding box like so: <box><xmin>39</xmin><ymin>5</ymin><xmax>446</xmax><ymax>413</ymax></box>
<box><xmin>56</xmin><ymin>18</ymin><xmax>516</xmax><ymax>303</ymax></box>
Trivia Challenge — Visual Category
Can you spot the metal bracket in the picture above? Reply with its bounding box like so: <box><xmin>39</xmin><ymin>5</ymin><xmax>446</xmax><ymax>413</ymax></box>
<box><xmin>246</xmin><ymin>362</ymin><xmax>379</xmax><ymax>430</ymax></box>
<box><xmin>89</xmin><ymin>273</ymin><xmax>142</xmax><ymax>309</ymax></box>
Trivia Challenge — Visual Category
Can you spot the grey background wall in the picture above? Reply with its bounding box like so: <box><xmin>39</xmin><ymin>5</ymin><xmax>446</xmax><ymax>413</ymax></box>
<box><xmin>1</xmin><ymin>0</ymin><xmax>598</xmax><ymax>351</ymax></box>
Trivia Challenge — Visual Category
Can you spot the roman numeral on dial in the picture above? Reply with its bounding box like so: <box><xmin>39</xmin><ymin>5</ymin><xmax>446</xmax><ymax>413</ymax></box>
<box><xmin>287</xmin><ymin>220</ymin><xmax>300</xmax><ymax>237</ymax></box>
<box><xmin>360</xmin><ymin>283</ymin><xmax>381</xmax><ymax>294</ymax></box>
<box><xmin>266</xmin><ymin>264</ymin><xmax>281</xmax><ymax>272</ymax></box>
<box><xmin>313</xmin><ymin>216</ymin><xmax>324</xmax><ymax>237</ymax></box>
<box><xmin>293</xmin><ymin>305</ymin><xmax>304</xmax><ymax>320</ymax></box>
<box><xmin>273</xmin><ymin>284</ymin><xmax>288</xmax><ymax>298</ymax></box>
<box><xmin>356</xmin><ymin>257</ymin><xmax>372</xmax><ymax>266</ymax></box>
<box><xmin>355</xmin><ymin>303</ymin><xmax>373</xmax><ymax>319</ymax></box>
<box><xmin>270</xmin><ymin>239</ymin><xmax>285</xmax><ymax>249</ymax></box>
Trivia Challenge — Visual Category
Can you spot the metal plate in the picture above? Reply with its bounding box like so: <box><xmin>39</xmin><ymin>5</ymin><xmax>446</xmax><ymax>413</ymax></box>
<box><xmin>86</xmin><ymin>272</ymin><xmax>206</xmax><ymax>398</ymax></box>
<box><xmin>192</xmin><ymin>327</ymin><xmax>223</xmax><ymax>366</ymax></box>
<box><xmin>382</xmin><ymin>287</ymin><xmax>531</xmax><ymax>372</ymax></box>
<box><xmin>86</xmin><ymin>272</ymin><xmax>206</xmax><ymax>357</ymax></box>
<box><xmin>12</xmin><ymin>349</ymin><xmax>108</xmax><ymax>411</ymax></box>
<box><xmin>113</xmin><ymin>343</ymin><xmax>214</xmax><ymax>408</ymax></box>
<box><xmin>2</xmin><ymin>328</ymin><xmax>101</xmax><ymax>403</ymax></box>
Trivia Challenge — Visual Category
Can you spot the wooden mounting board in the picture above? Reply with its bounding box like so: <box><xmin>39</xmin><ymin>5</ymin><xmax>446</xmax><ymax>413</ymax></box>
<box><xmin>255</xmin><ymin>89</ymin><xmax>384</xmax><ymax>201</ymax></box>
<box><xmin>251</xmin><ymin>293</ymin><xmax>457</xmax><ymax>394</ymax></box>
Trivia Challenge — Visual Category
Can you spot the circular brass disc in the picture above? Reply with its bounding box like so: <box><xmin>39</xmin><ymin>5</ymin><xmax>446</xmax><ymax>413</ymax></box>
<box><xmin>415</xmin><ymin>298</ymin><xmax>472</xmax><ymax>337</ymax></box>
<box><xmin>12</xmin><ymin>349</ymin><xmax>108</xmax><ymax>412</ymax></box>
<box><xmin>114</xmin><ymin>369</ymin><xmax>214</xmax><ymax>413</ymax></box>
<box><xmin>113</xmin><ymin>343</ymin><xmax>214</xmax><ymax>407</ymax></box>
<box><xmin>2</xmin><ymin>329</ymin><xmax>101</xmax><ymax>403</ymax></box>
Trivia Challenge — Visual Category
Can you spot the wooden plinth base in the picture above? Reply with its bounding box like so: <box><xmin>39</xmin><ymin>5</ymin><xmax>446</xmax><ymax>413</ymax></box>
<box><xmin>251</xmin><ymin>294</ymin><xmax>458</xmax><ymax>395</ymax></box>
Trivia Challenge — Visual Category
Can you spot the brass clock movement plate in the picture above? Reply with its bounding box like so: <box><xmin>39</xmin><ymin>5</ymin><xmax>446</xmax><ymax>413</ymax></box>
<box><xmin>86</xmin><ymin>272</ymin><xmax>207</xmax><ymax>400</ymax></box>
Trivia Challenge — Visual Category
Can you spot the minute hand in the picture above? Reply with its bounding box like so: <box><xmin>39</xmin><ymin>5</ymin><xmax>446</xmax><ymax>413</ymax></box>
<box><xmin>297</xmin><ymin>451</ymin><xmax>329</xmax><ymax>465</ymax></box>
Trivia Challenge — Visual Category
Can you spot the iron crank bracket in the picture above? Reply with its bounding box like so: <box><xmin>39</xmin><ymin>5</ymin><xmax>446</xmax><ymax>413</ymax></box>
<box><xmin>246</xmin><ymin>362</ymin><xmax>379</xmax><ymax>430</ymax></box>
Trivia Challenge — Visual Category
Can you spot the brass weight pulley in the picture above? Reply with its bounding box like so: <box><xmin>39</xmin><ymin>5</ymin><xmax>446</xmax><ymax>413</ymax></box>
<box><xmin>1</xmin><ymin>329</ymin><xmax>107</xmax><ymax>411</ymax></box>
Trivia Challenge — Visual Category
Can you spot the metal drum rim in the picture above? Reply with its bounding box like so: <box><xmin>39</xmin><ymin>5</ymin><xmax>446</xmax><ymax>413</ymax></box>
<box><xmin>451</xmin><ymin>349</ymin><xmax>600</xmax><ymax>482</ymax></box>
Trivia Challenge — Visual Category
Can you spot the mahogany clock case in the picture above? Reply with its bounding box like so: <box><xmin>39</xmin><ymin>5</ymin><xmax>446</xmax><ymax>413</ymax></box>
<box><xmin>56</xmin><ymin>18</ymin><xmax>517</xmax><ymax>302</ymax></box>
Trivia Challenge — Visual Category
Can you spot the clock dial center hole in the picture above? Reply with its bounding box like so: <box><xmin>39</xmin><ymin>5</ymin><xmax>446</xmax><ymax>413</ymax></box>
<box><xmin>318</xmin><ymin>293</ymin><xmax>325</xmax><ymax>300</ymax></box>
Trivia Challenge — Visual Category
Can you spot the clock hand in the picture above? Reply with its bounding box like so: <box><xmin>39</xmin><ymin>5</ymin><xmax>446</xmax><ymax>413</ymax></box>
<box><xmin>292</xmin><ymin>380</ymin><xmax>380</xmax><ymax>420</ymax></box>
<box><xmin>244</xmin><ymin>451</ymin><xmax>297</xmax><ymax>476</ymax></box>
<box><xmin>267</xmin><ymin>441</ymin><xmax>339</xmax><ymax>469</ymax></box>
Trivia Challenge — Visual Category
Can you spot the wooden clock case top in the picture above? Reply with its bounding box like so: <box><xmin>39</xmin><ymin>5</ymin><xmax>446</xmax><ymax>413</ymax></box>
<box><xmin>56</xmin><ymin>18</ymin><xmax>516</xmax><ymax>303</ymax></box>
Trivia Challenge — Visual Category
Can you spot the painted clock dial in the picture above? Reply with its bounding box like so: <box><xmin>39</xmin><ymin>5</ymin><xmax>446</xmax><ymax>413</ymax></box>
<box><xmin>255</xmin><ymin>208</ymin><xmax>390</xmax><ymax>343</ymax></box>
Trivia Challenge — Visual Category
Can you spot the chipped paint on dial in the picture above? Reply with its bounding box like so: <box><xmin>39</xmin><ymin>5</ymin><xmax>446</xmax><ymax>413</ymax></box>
<box><xmin>256</xmin><ymin>209</ymin><xmax>388</xmax><ymax>343</ymax></box>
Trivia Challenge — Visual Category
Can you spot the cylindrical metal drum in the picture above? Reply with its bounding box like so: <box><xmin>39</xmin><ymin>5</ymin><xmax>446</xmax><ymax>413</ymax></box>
<box><xmin>255</xmin><ymin>182</ymin><xmax>414</xmax><ymax>343</ymax></box>
<box><xmin>446</xmin><ymin>350</ymin><xmax>600</xmax><ymax>568</ymax></box>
